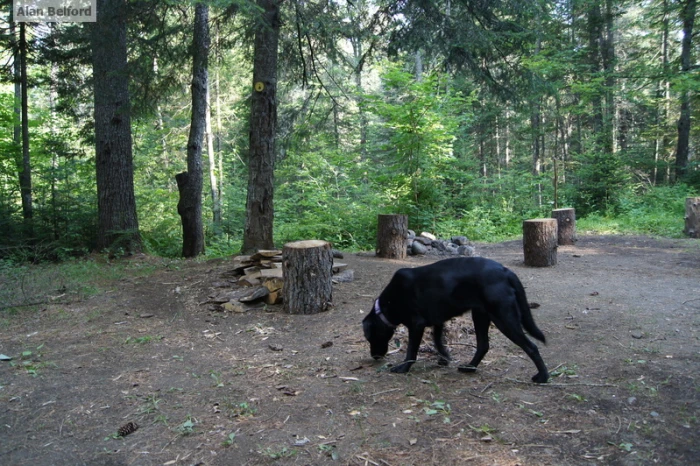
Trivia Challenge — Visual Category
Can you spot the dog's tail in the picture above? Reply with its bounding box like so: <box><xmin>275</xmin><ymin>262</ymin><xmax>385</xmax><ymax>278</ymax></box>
<box><xmin>507</xmin><ymin>269</ymin><xmax>546</xmax><ymax>344</ymax></box>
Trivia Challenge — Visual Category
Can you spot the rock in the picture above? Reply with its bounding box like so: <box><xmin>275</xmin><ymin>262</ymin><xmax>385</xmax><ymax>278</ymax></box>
<box><xmin>451</xmin><ymin>236</ymin><xmax>469</xmax><ymax>246</ymax></box>
<box><xmin>627</xmin><ymin>397</ymin><xmax>637</xmax><ymax>405</ymax></box>
<box><xmin>458</xmin><ymin>245</ymin><xmax>476</xmax><ymax>256</ymax></box>
<box><xmin>446</xmin><ymin>244</ymin><xmax>459</xmax><ymax>255</ymax></box>
<box><xmin>407</xmin><ymin>230</ymin><xmax>416</xmax><ymax>239</ymax></box>
<box><xmin>419</xmin><ymin>232</ymin><xmax>437</xmax><ymax>241</ymax></box>
<box><xmin>431</xmin><ymin>240</ymin><xmax>447</xmax><ymax>252</ymax></box>
<box><xmin>413</xmin><ymin>236</ymin><xmax>432</xmax><ymax>245</ymax></box>
<box><xmin>332</xmin><ymin>269</ymin><xmax>355</xmax><ymax>283</ymax></box>
<box><xmin>631</xmin><ymin>330</ymin><xmax>644</xmax><ymax>339</ymax></box>
<box><xmin>332</xmin><ymin>249</ymin><xmax>344</xmax><ymax>259</ymax></box>
<box><xmin>411</xmin><ymin>241</ymin><xmax>428</xmax><ymax>255</ymax></box>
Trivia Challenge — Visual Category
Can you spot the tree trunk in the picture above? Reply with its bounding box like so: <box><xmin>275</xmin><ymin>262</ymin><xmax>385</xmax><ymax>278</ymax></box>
<box><xmin>675</xmin><ymin>0</ymin><xmax>696</xmax><ymax>180</ymax></box>
<box><xmin>177</xmin><ymin>3</ymin><xmax>209</xmax><ymax>258</ymax></box>
<box><xmin>523</xmin><ymin>218</ymin><xmax>558</xmax><ymax>267</ymax></box>
<box><xmin>602</xmin><ymin>0</ymin><xmax>616</xmax><ymax>156</ymax></box>
<box><xmin>282</xmin><ymin>240</ymin><xmax>333</xmax><ymax>314</ymax></box>
<box><xmin>685</xmin><ymin>198</ymin><xmax>700</xmax><ymax>238</ymax></box>
<box><xmin>92</xmin><ymin>0</ymin><xmax>141</xmax><ymax>253</ymax></box>
<box><xmin>656</xmin><ymin>1</ymin><xmax>671</xmax><ymax>186</ymax></box>
<box><xmin>376</xmin><ymin>214</ymin><xmax>408</xmax><ymax>259</ymax></box>
<box><xmin>552</xmin><ymin>208</ymin><xmax>577</xmax><ymax>245</ymax></box>
<box><xmin>18</xmin><ymin>22</ymin><xmax>33</xmax><ymax>235</ymax></box>
<box><xmin>242</xmin><ymin>0</ymin><xmax>281</xmax><ymax>254</ymax></box>
<box><xmin>206</xmin><ymin>86</ymin><xmax>221</xmax><ymax>231</ymax></box>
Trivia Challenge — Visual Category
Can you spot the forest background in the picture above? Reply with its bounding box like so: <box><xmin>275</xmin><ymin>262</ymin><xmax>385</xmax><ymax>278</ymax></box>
<box><xmin>0</xmin><ymin>0</ymin><xmax>698</xmax><ymax>261</ymax></box>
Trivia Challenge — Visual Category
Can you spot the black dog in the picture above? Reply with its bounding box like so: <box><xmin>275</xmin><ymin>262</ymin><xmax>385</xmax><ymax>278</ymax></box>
<box><xmin>363</xmin><ymin>257</ymin><xmax>549</xmax><ymax>383</ymax></box>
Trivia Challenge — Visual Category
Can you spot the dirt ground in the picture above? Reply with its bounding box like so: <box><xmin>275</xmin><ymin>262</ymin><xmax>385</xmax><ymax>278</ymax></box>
<box><xmin>1</xmin><ymin>235</ymin><xmax>699</xmax><ymax>466</ymax></box>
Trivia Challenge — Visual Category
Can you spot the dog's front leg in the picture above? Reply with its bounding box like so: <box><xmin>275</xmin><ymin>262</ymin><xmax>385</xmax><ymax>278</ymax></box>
<box><xmin>433</xmin><ymin>323</ymin><xmax>451</xmax><ymax>366</ymax></box>
<box><xmin>390</xmin><ymin>325</ymin><xmax>425</xmax><ymax>373</ymax></box>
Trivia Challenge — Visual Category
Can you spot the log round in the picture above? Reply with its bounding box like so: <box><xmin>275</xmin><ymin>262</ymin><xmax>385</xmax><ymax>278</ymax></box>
<box><xmin>282</xmin><ymin>240</ymin><xmax>333</xmax><ymax>314</ymax></box>
<box><xmin>551</xmin><ymin>208</ymin><xmax>577</xmax><ymax>245</ymax></box>
<box><xmin>523</xmin><ymin>218</ymin><xmax>558</xmax><ymax>267</ymax></box>
<box><xmin>376</xmin><ymin>214</ymin><xmax>408</xmax><ymax>259</ymax></box>
<box><xmin>685</xmin><ymin>197</ymin><xmax>700</xmax><ymax>238</ymax></box>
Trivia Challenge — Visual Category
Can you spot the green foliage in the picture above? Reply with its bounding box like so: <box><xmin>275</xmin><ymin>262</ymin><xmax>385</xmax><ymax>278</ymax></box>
<box><xmin>275</xmin><ymin>148</ymin><xmax>382</xmax><ymax>249</ymax></box>
<box><xmin>578</xmin><ymin>184</ymin><xmax>695</xmax><ymax>237</ymax></box>
<box><xmin>364</xmin><ymin>63</ymin><xmax>474</xmax><ymax>212</ymax></box>
<box><xmin>1</xmin><ymin>1</ymin><xmax>697</xmax><ymax>260</ymax></box>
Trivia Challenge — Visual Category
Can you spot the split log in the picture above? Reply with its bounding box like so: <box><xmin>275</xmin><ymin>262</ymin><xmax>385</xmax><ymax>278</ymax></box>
<box><xmin>523</xmin><ymin>218</ymin><xmax>558</xmax><ymax>267</ymax></box>
<box><xmin>282</xmin><ymin>240</ymin><xmax>333</xmax><ymax>314</ymax></box>
<box><xmin>376</xmin><ymin>214</ymin><xmax>408</xmax><ymax>259</ymax></box>
<box><xmin>685</xmin><ymin>197</ymin><xmax>700</xmax><ymax>238</ymax></box>
<box><xmin>551</xmin><ymin>208</ymin><xmax>576</xmax><ymax>245</ymax></box>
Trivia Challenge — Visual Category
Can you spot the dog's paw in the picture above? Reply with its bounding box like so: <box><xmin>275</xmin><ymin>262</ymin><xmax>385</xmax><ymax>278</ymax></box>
<box><xmin>390</xmin><ymin>363</ymin><xmax>412</xmax><ymax>374</ymax></box>
<box><xmin>457</xmin><ymin>365</ymin><xmax>477</xmax><ymax>373</ymax></box>
<box><xmin>437</xmin><ymin>356</ymin><xmax>450</xmax><ymax>366</ymax></box>
<box><xmin>532</xmin><ymin>372</ymin><xmax>550</xmax><ymax>384</ymax></box>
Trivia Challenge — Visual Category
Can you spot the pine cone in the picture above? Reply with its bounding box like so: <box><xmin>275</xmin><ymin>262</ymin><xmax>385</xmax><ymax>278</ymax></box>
<box><xmin>117</xmin><ymin>421</ymin><xmax>139</xmax><ymax>437</ymax></box>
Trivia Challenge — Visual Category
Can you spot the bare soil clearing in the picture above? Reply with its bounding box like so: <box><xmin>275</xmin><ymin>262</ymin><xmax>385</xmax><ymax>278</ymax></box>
<box><xmin>1</xmin><ymin>235</ymin><xmax>699</xmax><ymax>466</ymax></box>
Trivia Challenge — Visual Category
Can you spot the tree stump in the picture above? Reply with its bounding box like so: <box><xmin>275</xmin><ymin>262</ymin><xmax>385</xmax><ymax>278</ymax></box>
<box><xmin>282</xmin><ymin>240</ymin><xmax>333</xmax><ymax>314</ymax></box>
<box><xmin>685</xmin><ymin>197</ymin><xmax>700</xmax><ymax>238</ymax></box>
<box><xmin>376</xmin><ymin>214</ymin><xmax>408</xmax><ymax>259</ymax></box>
<box><xmin>551</xmin><ymin>208</ymin><xmax>576</xmax><ymax>245</ymax></box>
<box><xmin>523</xmin><ymin>218</ymin><xmax>558</xmax><ymax>267</ymax></box>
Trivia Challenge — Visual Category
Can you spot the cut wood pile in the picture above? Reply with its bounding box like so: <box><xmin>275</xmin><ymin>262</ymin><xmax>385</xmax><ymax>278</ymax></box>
<box><xmin>407</xmin><ymin>230</ymin><xmax>478</xmax><ymax>257</ymax></box>
<box><xmin>204</xmin><ymin>249</ymin><xmax>352</xmax><ymax>313</ymax></box>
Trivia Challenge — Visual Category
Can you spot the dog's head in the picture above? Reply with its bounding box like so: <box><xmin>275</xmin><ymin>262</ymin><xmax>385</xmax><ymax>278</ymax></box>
<box><xmin>362</xmin><ymin>299</ymin><xmax>396</xmax><ymax>360</ymax></box>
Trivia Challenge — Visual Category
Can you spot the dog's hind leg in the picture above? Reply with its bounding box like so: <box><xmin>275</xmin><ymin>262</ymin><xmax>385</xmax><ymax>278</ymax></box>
<box><xmin>458</xmin><ymin>311</ymin><xmax>491</xmax><ymax>373</ymax></box>
<box><xmin>433</xmin><ymin>323</ymin><xmax>451</xmax><ymax>366</ymax></box>
<box><xmin>390</xmin><ymin>325</ymin><xmax>425</xmax><ymax>373</ymax></box>
<box><xmin>490</xmin><ymin>309</ymin><xmax>549</xmax><ymax>383</ymax></box>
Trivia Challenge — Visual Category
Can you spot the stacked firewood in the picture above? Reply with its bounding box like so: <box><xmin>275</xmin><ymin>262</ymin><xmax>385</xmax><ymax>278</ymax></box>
<box><xmin>232</xmin><ymin>250</ymin><xmax>285</xmax><ymax>304</ymax></box>
<box><xmin>230</xmin><ymin>249</ymin><xmax>351</xmax><ymax>306</ymax></box>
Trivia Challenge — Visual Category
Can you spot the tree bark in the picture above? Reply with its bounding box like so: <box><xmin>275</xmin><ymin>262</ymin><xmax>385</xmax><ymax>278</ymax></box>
<box><xmin>685</xmin><ymin>198</ymin><xmax>700</xmax><ymax>238</ymax></box>
<box><xmin>177</xmin><ymin>3</ymin><xmax>209</xmax><ymax>258</ymax></box>
<box><xmin>282</xmin><ymin>240</ymin><xmax>333</xmax><ymax>315</ymax></box>
<box><xmin>242</xmin><ymin>0</ymin><xmax>281</xmax><ymax>254</ymax></box>
<box><xmin>206</xmin><ymin>86</ymin><xmax>221</xmax><ymax>230</ymax></box>
<box><xmin>523</xmin><ymin>218</ymin><xmax>558</xmax><ymax>267</ymax></box>
<box><xmin>18</xmin><ymin>22</ymin><xmax>33</xmax><ymax>235</ymax></box>
<box><xmin>376</xmin><ymin>214</ymin><xmax>408</xmax><ymax>259</ymax></box>
<box><xmin>675</xmin><ymin>0</ymin><xmax>696</xmax><ymax>180</ymax></box>
<box><xmin>92</xmin><ymin>0</ymin><xmax>141</xmax><ymax>253</ymax></box>
<box><xmin>551</xmin><ymin>208</ymin><xmax>577</xmax><ymax>245</ymax></box>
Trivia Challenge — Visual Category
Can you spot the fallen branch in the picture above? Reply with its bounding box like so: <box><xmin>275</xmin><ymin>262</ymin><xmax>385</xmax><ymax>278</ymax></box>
<box><xmin>369</xmin><ymin>387</ymin><xmax>401</xmax><ymax>397</ymax></box>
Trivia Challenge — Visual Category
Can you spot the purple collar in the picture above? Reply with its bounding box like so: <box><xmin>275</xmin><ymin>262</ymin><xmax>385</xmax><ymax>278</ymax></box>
<box><xmin>374</xmin><ymin>299</ymin><xmax>396</xmax><ymax>328</ymax></box>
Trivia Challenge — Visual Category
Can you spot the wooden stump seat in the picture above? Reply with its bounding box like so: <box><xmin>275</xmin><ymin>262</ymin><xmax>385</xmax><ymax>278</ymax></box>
<box><xmin>523</xmin><ymin>218</ymin><xmax>558</xmax><ymax>267</ymax></box>
<box><xmin>376</xmin><ymin>214</ymin><xmax>408</xmax><ymax>259</ymax></box>
<box><xmin>282</xmin><ymin>240</ymin><xmax>333</xmax><ymax>314</ymax></box>
<box><xmin>551</xmin><ymin>208</ymin><xmax>577</xmax><ymax>245</ymax></box>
